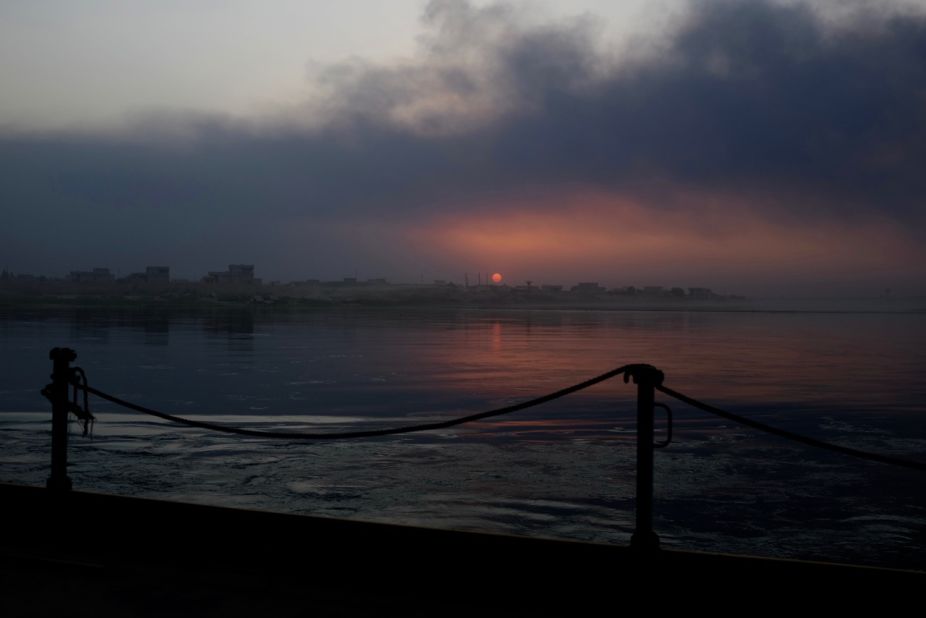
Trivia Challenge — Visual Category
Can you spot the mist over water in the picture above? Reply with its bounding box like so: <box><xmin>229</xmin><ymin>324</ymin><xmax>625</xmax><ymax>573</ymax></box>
<box><xmin>1</xmin><ymin>306</ymin><xmax>924</xmax><ymax>569</ymax></box>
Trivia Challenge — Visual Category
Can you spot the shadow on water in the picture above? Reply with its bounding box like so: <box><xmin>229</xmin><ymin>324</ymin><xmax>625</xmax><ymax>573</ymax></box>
<box><xmin>201</xmin><ymin>310</ymin><xmax>255</xmax><ymax>336</ymax></box>
<box><xmin>202</xmin><ymin>310</ymin><xmax>255</xmax><ymax>354</ymax></box>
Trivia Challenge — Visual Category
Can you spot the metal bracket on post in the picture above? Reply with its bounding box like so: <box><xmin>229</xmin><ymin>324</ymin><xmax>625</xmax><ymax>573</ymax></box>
<box><xmin>624</xmin><ymin>363</ymin><xmax>665</xmax><ymax>552</ymax></box>
<box><xmin>46</xmin><ymin>347</ymin><xmax>77</xmax><ymax>491</ymax></box>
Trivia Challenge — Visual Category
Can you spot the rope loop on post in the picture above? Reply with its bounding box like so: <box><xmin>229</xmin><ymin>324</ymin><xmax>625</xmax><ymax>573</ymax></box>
<box><xmin>653</xmin><ymin>403</ymin><xmax>672</xmax><ymax>449</ymax></box>
<box><xmin>69</xmin><ymin>367</ymin><xmax>94</xmax><ymax>437</ymax></box>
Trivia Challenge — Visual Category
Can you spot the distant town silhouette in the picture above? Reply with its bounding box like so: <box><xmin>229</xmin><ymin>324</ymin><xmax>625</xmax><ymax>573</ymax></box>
<box><xmin>0</xmin><ymin>264</ymin><xmax>739</xmax><ymax>307</ymax></box>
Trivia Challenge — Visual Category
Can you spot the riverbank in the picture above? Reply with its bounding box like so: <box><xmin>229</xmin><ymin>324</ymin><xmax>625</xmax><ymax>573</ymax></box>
<box><xmin>2</xmin><ymin>290</ymin><xmax>924</xmax><ymax>315</ymax></box>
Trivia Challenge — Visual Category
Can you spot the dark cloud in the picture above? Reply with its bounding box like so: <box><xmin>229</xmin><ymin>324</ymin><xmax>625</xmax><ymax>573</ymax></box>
<box><xmin>2</xmin><ymin>0</ymin><xmax>925</xmax><ymax>279</ymax></box>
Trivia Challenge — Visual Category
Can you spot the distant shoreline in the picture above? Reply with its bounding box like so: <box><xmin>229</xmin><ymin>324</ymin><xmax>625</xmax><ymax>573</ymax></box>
<box><xmin>1</xmin><ymin>291</ymin><xmax>923</xmax><ymax>316</ymax></box>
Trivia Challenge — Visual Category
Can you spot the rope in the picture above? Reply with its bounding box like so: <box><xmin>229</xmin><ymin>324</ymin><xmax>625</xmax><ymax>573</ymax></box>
<box><xmin>656</xmin><ymin>384</ymin><xmax>926</xmax><ymax>472</ymax></box>
<box><xmin>77</xmin><ymin>365</ymin><xmax>633</xmax><ymax>440</ymax></box>
<box><xmin>72</xmin><ymin>365</ymin><xmax>926</xmax><ymax>471</ymax></box>
<box><xmin>69</xmin><ymin>367</ymin><xmax>94</xmax><ymax>437</ymax></box>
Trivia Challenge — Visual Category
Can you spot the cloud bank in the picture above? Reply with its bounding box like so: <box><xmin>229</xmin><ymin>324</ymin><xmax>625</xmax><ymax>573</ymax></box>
<box><xmin>2</xmin><ymin>0</ymin><xmax>925</xmax><ymax>293</ymax></box>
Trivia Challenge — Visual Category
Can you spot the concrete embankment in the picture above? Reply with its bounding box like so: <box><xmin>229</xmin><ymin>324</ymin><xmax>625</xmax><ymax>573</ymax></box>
<box><xmin>1</xmin><ymin>483</ymin><xmax>921</xmax><ymax>615</ymax></box>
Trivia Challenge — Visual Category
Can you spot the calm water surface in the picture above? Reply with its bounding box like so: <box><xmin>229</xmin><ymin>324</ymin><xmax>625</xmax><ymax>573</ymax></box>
<box><xmin>1</xmin><ymin>306</ymin><xmax>924</xmax><ymax>569</ymax></box>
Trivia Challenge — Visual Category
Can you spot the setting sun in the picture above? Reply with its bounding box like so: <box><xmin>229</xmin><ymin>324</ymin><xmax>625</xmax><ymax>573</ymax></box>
<box><xmin>491</xmin><ymin>272</ymin><xmax>503</xmax><ymax>284</ymax></box>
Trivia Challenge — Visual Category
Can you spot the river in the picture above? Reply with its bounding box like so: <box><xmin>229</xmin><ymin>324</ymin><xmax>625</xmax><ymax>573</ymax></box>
<box><xmin>1</xmin><ymin>305</ymin><xmax>923</xmax><ymax>569</ymax></box>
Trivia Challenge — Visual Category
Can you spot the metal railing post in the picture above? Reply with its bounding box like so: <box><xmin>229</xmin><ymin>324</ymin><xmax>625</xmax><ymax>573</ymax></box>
<box><xmin>627</xmin><ymin>364</ymin><xmax>664</xmax><ymax>551</ymax></box>
<box><xmin>47</xmin><ymin>347</ymin><xmax>76</xmax><ymax>491</ymax></box>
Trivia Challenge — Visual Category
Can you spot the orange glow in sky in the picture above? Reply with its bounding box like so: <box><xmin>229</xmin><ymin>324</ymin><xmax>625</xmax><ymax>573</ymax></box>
<box><xmin>404</xmin><ymin>188</ymin><xmax>925</xmax><ymax>294</ymax></box>
<box><xmin>491</xmin><ymin>272</ymin><xmax>503</xmax><ymax>283</ymax></box>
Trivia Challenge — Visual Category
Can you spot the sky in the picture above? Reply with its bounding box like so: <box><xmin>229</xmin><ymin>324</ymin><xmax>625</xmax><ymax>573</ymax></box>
<box><xmin>1</xmin><ymin>0</ymin><xmax>925</xmax><ymax>296</ymax></box>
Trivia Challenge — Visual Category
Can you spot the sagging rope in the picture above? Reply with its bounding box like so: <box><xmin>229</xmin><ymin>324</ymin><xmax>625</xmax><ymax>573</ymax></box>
<box><xmin>72</xmin><ymin>366</ymin><xmax>926</xmax><ymax>472</ymax></box>
<box><xmin>656</xmin><ymin>384</ymin><xmax>926</xmax><ymax>472</ymax></box>
<box><xmin>76</xmin><ymin>364</ymin><xmax>634</xmax><ymax>440</ymax></box>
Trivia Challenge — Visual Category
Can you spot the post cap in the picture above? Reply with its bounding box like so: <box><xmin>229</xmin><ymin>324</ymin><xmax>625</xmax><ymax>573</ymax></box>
<box><xmin>49</xmin><ymin>347</ymin><xmax>77</xmax><ymax>362</ymax></box>
<box><xmin>624</xmin><ymin>364</ymin><xmax>665</xmax><ymax>386</ymax></box>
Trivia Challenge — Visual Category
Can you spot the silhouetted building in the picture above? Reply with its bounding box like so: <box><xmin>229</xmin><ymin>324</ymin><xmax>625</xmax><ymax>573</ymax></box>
<box><xmin>688</xmin><ymin>287</ymin><xmax>716</xmax><ymax>299</ymax></box>
<box><xmin>146</xmin><ymin>266</ymin><xmax>170</xmax><ymax>283</ymax></box>
<box><xmin>204</xmin><ymin>264</ymin><xmax>258</xmax><ymax>284</ymax></box>
<box><xmin>69</xmin><ymin>268</ymin><xmax>115</xmax><ymax>283</ymax></box>
<box><xmin>122</xmin><ymin>272</ymin><xmax>148</xmax><ymax>284</ymax></box>
<box><xmin>570</xmin><ymin>282</ymin><xmax>606</xmax><ymax>294</ymax></box>
<box><xmin>228</xmin><ymin>264</ymin><xmax>254</xmax><ymax>280</ymax></box>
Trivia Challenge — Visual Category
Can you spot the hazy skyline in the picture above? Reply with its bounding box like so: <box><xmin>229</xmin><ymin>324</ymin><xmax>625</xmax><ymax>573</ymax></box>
<box><xmin>2</xmin><ymin>0</ymin><xmax>925</xmax><ymax>296</ymax></box>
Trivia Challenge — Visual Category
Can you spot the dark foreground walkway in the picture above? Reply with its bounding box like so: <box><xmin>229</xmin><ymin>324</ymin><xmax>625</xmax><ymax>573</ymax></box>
<box><xmin>1</xmin><ymin>483</ymin><xmax>921</xmax><ymax>616</ymax></box>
